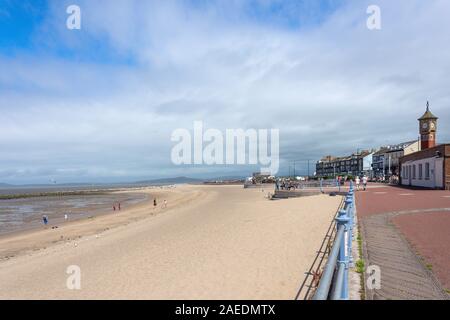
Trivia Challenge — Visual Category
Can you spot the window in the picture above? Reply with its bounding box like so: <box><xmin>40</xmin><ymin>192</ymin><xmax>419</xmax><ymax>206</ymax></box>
<box><xmin>412</xmin><ymin>165</ymin><xmax>416</xmax><ymax>179</ymax></box>
<box><xmin>419</xmin><ymin>164</ymin><xmax>423</xmax><ymax>180</ymax></box>
<box><xmin>425</xmin><ymin>163</ymin><xmax>430</xmax><ymax>180</ymax></box>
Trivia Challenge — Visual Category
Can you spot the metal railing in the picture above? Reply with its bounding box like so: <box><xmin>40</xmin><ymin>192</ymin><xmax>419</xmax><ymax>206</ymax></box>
<box><xmin>274</xmin><ymin>179</ymin><xmax>344</xmax><ymax>191</ymax></box>
<box><xmin>312</xmin><ymin>181</ymin><xmax>355</xmax><ymax>300</ymax></box>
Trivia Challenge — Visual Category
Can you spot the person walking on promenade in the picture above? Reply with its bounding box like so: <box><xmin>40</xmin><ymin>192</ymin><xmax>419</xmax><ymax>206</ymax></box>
<box><xmin>355</xmin><ymin>176</ymin><xmax>360</xmax><ymax>191</ymax></box>
<box><xmin>362</xmin><ymin>175</ymin><xmax>368</xmax><ymax>191</ymax></box>
<box><xmin>113</xmin><ymin>205</ymin><xmax>116</xmax><ymax>211</ymax></box>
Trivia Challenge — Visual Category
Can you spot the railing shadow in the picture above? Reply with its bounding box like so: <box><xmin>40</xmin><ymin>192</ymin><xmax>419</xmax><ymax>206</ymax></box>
<box><xmin>294</xmin><ymin>196</ymin><xmax>344</xmax><ymax>300</ymax></box>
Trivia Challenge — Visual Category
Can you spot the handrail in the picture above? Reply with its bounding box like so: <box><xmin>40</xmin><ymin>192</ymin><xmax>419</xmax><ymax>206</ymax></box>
<box><xmin>312</xmin><ymin>181</ymin><xmax>355</xmax><ymax>300</ymax></box>
<box><xmin>312</xmin><ymin>225</ymin><xmax>345</xmax><ymax>300</ymax></box>
<box><xmin>331</xmin><ymin>262</ymin><xmax>346</xmax><ymax>300</ymax></box>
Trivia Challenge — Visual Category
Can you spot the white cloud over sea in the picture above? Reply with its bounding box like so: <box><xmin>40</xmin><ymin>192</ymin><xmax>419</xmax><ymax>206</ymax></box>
<box><xmin>1</xmin><ymin>0</ymin><xmax>450</xmax><ymax>184</ymax></box>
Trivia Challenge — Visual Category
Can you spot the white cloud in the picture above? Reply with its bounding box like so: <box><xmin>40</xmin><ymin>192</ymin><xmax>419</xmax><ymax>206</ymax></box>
<box><xmin>1</xmin><ymin>0</ymin><xmax>450</xmax><ymax>183</ymax></box>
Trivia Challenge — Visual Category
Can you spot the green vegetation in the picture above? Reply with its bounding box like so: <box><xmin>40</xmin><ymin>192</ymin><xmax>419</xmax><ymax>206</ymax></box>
<box><xmin>426</xmin><ymin>264</ymin><xmax>433</xmax><ymax>271</ymax></box>
<box><xmin>356</xmin><ymin>226</ymin><xmax>366</xmax><ymax>300</ymax></box>
<box><xmin>357</xmin><ymin>232</ymin><xmax>363</xmax><ymax>258</ymax></box>
<box><xmin>356</xmin><ymin>259</ymin><xmax>365</xmax><ymax>274</ymax></box>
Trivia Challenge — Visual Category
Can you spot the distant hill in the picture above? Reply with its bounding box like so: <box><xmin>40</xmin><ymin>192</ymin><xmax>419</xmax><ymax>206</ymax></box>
<box><xmin>0</xmin><ymin>183</ymin><xmax>11</xmax><ymax>187</ymax></box>
<box><xmin>134</xmin><ymin>176</ymin><xmax>204</xmax><ymax>185</ymax></box>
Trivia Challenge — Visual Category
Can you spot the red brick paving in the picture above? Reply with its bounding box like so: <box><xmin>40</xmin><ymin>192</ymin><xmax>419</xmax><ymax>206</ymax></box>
<box><xmin>356</xmin><ymin>186</ymin><xmax>450</xmax><ymax>218</ymax></box>
<box><xmin>355</xmin><ymin>184</ymin><xmax>450</xmax><ymax>299</ymax></box>
<box><xmin>392</xmin><ymin>212</ymin><xmax>450</xmax><ymax>290</ymax></box>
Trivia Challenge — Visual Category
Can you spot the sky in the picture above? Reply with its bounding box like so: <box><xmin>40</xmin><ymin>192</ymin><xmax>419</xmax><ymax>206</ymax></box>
<box><xmin>1</xmin><ymin>0</ymin><xmax>450</xmax><ymax>184</ymax></box>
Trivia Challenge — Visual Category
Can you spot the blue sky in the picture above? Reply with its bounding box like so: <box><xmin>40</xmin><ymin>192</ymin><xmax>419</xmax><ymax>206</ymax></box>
<box><xmin>0</xmin><ymin>0</ymin><xmax>346</xmax><ymax>63</ymax></box>
<box><xmin>0</xmin><ymin>1</ymin><xmax>48</xmax><ymax>50</ymax></box>
<box><xmin>1</xmin><ymin>0</ymin><xmax>450</xmax><ymax>184</ymax></box>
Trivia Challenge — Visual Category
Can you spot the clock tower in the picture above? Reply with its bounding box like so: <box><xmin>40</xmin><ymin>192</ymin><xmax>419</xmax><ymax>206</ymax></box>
<box><xmin>418</xmin><ymin>101</ymin><xmax>438</xmax><ymax>150</ymax></box>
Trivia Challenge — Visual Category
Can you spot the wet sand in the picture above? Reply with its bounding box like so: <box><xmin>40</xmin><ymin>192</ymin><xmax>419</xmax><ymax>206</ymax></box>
<box><xmin>0</xmin><ymin>191</ymin><xmax>148</xmax><ymax>236</ymax></box>
<box><xmin>0</xmin><ymin>185</ymin><xmax>341</xmax><ymax>299</ymax></box>
<box><xmin>0</xmin><ymin>186</ymin><xmax>194</xmax><ymax>260</ymax></box>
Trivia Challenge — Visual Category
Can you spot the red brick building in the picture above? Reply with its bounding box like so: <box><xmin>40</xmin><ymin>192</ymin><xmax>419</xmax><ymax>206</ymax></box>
<box><xmin>400</xmin><ymin>104</ymin><xmax>450</xmax><ymax>190</ymax></box>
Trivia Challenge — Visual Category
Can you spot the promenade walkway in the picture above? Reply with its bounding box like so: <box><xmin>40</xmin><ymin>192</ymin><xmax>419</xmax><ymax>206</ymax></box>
<box><xmin>356</xmin><ymin>185</ymin><xmax>450</xmax><ymax>300</ymax></box>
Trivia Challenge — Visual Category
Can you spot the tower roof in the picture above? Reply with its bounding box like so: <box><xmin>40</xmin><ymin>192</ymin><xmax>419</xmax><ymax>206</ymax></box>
<box><xmin>418</xmin><ymin>102</ymin><xmax>438</xmax><ymax>120</ymax></box>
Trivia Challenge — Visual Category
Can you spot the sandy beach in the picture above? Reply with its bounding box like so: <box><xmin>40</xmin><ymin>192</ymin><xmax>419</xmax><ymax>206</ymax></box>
<box><xmin>0</xmin><ymin>185</ymin><xmax>341</xmax><ymax>299</ymax></box>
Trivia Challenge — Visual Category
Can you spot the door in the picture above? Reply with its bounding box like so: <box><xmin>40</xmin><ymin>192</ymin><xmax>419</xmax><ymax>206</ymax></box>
<box><xmin>435</xmin><ymin>158</ymin><xmax>444</xmax><ymax>188</ymax></box>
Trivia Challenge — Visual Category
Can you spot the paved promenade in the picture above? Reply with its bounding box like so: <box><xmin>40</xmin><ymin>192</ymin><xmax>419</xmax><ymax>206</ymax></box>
<box><xmin>356</xmin><ymin>185</ymin><xmax>450</xmax><ymax>300</ymax></box>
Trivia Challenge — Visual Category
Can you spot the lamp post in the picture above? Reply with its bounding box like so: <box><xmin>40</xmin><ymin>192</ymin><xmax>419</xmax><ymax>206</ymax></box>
<box><xmin>307</xmin><ymin>159</ymin><xmax>310</xmax><ymax>178</ymax></box>
<box><xmin>388</xmin><ymin>154</ymin><xmax>392</xmax><ymax>176</ymax></box>
<box><xmin>293</xmin><ymin>161</ymin><xmax>296</xmax><ymax>178</ymax></box>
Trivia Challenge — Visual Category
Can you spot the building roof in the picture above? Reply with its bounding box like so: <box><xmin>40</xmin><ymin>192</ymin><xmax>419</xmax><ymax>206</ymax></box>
<box><xmin>418</xmin><ymin>104</ymin><xmax>438</xmax><ymax>120</ymax></box>
<box><xmin>374</xmin><ymin>147</ymin><xmax>389</xmax><ymax>156</ymax></box>
<box><xmin>318</xmin><ymin>151</ymin><xmax>372</xmax><ymax>163</ymax></box>
<box><xmin>400</xmin><ymin>143</ymin><xmax>450</xmax><ymax>162</ymax></box>
<box><xmin>358</xmin><ymin>150</ymin><xmax>372</xmax><ymax>157</ymax></box>
<box><xmin>374</xmin><ymin>140</ymin><xmax>417</xmax><ymax>155</ymax></box>
<box><xmin>386</xmin><ymin>140</ymin><xmax>417</xmax><ymax>152</ymax></box>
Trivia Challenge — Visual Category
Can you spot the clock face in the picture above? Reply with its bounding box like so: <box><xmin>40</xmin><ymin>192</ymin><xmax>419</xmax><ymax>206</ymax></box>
<box><xmin>430</xmin><ymin>122</ymin><xmax>435</xmax><ymax>130</ymax></box>
<box><xmin>422</xmin><ymin>122</ymin><xmax>428</xmax><ymax>129</ymax></box>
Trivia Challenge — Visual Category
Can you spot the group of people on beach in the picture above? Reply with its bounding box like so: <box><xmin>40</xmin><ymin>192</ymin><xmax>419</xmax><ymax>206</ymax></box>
<box><xmin>153</xmin><ymin>199</ymin><xmax>168</xmax><ymax>209</ymax></box>
<box><xmin>42</xmin><ymin>212</ymin><xmax>70</xmax><ymax>226</ymax></box>
<box><xmin>275</xmin><ymin>179</ymin><xmax>302</xmax><ymax>190</ymax></box>
<box><xmin>41</xmin><ymin>198</ymin><xmax>168</xmax><ymax>227</ymax></box>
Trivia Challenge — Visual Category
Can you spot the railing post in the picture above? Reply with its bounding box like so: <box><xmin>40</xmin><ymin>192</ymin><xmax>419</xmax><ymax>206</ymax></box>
<box><xmin>345</xmin><ymin>194</ymin><xmax>354</xmax><ymax>267</ymax></box>
<box><xmin>336</xmin><ymin>209</ymin><xmax>350</xmax><ymax>299</ymax></box>
<box><xmin>348</xmin><ymin>190</ymin><xmax>355</xmax><ymax>241</ymax></box>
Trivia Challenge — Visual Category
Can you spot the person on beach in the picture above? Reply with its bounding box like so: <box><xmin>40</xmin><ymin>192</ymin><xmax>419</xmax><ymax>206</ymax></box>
<box><xmin>113</xmin><ymin>205</ymin><xmax>116</xmax><ymax>211</ymax></box>
<box><xmin>355</xmin><ymin>176</ymin><xmax>360</xmax><ymax>190</ymax></box>
<box><xmin>362</xmin><ymin>175</ymin><xmax>368</xmax><ymax>191</ymax></box>
<box><xmin>163</xmin><ymin>200</ymin><xmax>167</xmax><ymax>208</ymax></box>
<box><xmin>64</xmin><ymin>214</ymin><xmax>68</xmax><ymax>221</ymax></box>
<box><xmin>42</xmin><ymin>215</ymin><xmax>48</xmax><ymax>226</ymax></box>
<box><xmin>118</xmin><ymin>203</ymin><xmax>121</xmax><ymax>211</ymax></box>
<box><xmin>154</xmin><ymin>199</ymin><xmax>157</xmax><ymax>208</ymax></box>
